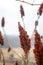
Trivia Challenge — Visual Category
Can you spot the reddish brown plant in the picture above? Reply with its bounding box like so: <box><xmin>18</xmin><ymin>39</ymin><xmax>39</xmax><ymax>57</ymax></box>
<box><xmin>33</xmin><ymin>30</ymin><xmax>43</xmax><ymax>65</ymax></box>
<box><xmin>0</xmin><ymin>31</ymin><xmax>4</xmax><ymax>46</ymax></box>
<box><xmin>37</xmin><ymin>3</ymin><xmax>43</xmax><ymax>16</ymax></box>
<box><xmin>1</xmin><ymin>17</ymin><xmax>5</xmax><ymax>27</ymax></box>
<box><xmin>20</xmin><ymin>5</ymin><xmax>25</xmax><ymax>17</ymax></box>
<box><xmin>8</xmin><ymin>46</ymin><xmax>11</xmax><ymax>52</ymax></box>
<box><xmin>18</xmin><ymin>22</ymin><xmax>31</xmax><ymax>54</ymax></box>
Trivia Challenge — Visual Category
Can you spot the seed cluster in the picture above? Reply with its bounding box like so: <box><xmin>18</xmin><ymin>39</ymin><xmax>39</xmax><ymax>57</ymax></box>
<box><xmin>37</xmin><ymin>3</ymin><xmax>43</xmax><ymax>16</ymax></box>
<box><xmin>0</xmin><ymin>31</ymin><xmax>4</xmax><ymax>46</ymax></box>
<box><xmin>20</xmin><ymin>5</ymin><xmax>25</xmax><ymax>17</ymax></box>
<box><xmin>33</xmin><ymin>30</ymin><xmax>43</xmax><ymax>65</ymax></box>
<box><xmin>18</xmin><ymin>22</ymin><xmax>31</xmax><ymax>54</ymax></box>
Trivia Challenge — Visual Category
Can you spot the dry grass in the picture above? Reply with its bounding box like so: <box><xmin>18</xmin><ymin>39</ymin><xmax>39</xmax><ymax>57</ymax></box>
<box><xmin>0</xmin><ymin>48</ymin><xmax>36</xmax><ymax>65</ymax></box>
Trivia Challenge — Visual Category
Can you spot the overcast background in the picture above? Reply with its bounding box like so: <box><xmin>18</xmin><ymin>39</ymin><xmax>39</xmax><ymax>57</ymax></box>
<box><xmin>0</xmin><ymin>0</ymin><xmax>43</xmax><ymax>47</ymax></box>
<box><xmin>0</xmin><ymin>0</ymin><xmax>43</xmax><ymax>36</ymax></box>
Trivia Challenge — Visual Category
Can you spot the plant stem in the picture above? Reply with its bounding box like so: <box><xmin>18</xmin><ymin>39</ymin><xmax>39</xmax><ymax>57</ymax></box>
<box><xmin>31</xmin><ymin>15</ymin><xmax>40</xmax><ymax>39</ymax></box>
<box><xmin>22</xmin><ymin>17</ymin><xmax>25</xmax><ymax>29</ymax></box>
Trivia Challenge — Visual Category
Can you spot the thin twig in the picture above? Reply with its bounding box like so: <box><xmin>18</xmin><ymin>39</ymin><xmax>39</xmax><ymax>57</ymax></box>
<box><xmin>16</xmin><ymin>0</ymin><xmax>41</xmax><ymax>6</ymax></box>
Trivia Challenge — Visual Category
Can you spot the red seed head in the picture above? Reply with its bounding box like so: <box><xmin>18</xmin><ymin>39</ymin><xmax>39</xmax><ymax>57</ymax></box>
<box><xmin>1</xmin><ymin>17</ymin><xmax>5</xmax><ymax>27</ymax></box>
<box><xmin>8</xmin><ymin>47</ymin><xmax>11</xmax><ymax>52</ymax></box>
<box><xmin>37</xmin><ymin>3</ymin><xmax>43</xmax><ymax>16</ymax></box>
<box><xmin>34</xmin><ymin>30</ymin><xmax>43</xmax><ymax>65</ymax></box>
<box><xmin>0</xmin><ymin>31</ymin><xmax>4</xmax><ymax>46</ymax></box>
<box><xmin>18</xmin><ymin>22</ymin><xmax>31</xmax><ymax>54</ymax></box>
<box><xmin>20</xmin><ymin>5</ymin><xmax>25</xmax><ymax>17</ymax></box>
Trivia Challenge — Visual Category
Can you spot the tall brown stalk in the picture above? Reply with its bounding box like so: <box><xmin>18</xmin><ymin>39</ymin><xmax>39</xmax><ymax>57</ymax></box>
<box><xmin>18</xmin><ymin>22</ymin><xmax>31</xmax><ymax>65</ymax></box>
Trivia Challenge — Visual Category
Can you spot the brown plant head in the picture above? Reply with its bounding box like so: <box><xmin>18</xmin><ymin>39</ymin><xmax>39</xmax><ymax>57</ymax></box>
<box><xmin>18</xmin><ymin>22</ymin><xmax>31</xmax><ymax>54</ymax></box>
<box><xmin>33</xmin><ymin>30</ymin><xmax>43</xmax><ymax>65</ymax></box>
<box><xmin>20</xmin><ymin>5</ymin><xmax>25</xmax><ymax>17</ymax></box>
<box><xmin>0</xmin><ymin>31</ymin><xmax>4</xmax><ymax>46</ymax></box>
<box><xmin>8</xmin><ymin>46</ymin><xmax>11</xmax><ymax>52</ymax></box>
<box><xmin>37</xmin><ymin>3</ymin><xmax>43</xmax><ymax>16</ymax></box>
<box><xmin>1</xmin><ymin>17</ymin><xmax>5</xmax><ymax>27</ymax></box>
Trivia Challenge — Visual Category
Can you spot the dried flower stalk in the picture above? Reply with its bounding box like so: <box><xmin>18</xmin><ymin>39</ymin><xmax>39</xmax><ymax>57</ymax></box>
<box><xmin>18</xmin><ymin>22</ymin><xmax>31</xmax><ymax>65</ymax></box>
<box><xmin>33</xmin><ymin>30</ymin><xmax>43</xmax><ymax>65</ymax></box>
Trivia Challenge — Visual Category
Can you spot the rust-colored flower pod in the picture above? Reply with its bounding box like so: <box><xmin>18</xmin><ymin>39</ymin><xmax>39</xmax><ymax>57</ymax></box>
<box><xmin>33</xmin><ymin>30</ymin><xmax>43</xmax><ymax>65</ymax></box>
<box><xmin>37</xmin><ymin>3</ymin><xmax>43</xmax><ymax>16</ymax></box>
<box><xmin>1</xmin><ymin>17</ymin><xmax>5</xmax><ymax>27</ymax></box>
<box><xmin>18</xmin><ymin>22</ymin><xmax>31</xmax><ymax>54</ymax></box>
<box><xmin>20</xmin><ymin>5</ymin><xmax>25</xmax><ymax>17</ymax></box>
<box><xmin>0</xmin><ymin>31</ymin><xmax>4</xmax><ymax>46</ymax></box>
<box><xmin>8</xmin><ymin>46</ymin><xmax>11</xmax><ymax>52</ymax></box>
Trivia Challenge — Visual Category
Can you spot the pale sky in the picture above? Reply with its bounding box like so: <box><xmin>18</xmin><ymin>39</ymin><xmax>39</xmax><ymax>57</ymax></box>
<box><xmin>0</xmin><ymin>0</ymin><xmax>43</xmax><ymax>37</ymax></box>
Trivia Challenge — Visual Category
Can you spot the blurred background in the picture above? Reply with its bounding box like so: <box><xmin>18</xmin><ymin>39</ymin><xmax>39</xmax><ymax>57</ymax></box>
<box><xmin>0</xmin><ymin>0</ymin><xmax>43</xmax><ymax>48</ymax></box>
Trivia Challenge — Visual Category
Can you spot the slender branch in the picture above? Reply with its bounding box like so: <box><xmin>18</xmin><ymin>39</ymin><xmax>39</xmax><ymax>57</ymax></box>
<box><xmin>16</xmin><ymin>0</ymin><xmax>41</xmax><ymax>6</ymax></box>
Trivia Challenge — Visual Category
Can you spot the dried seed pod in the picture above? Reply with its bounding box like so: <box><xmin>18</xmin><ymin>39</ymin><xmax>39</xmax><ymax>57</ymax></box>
<box><xmin>33</xmin><ymin>30</ymin><xmax>43</xmax><ymax>65</ymax></box>
<box><xmin>18</xmin><ymin>22</ymin><xmax>31</xmax><ymax>54</ymax></box>
<box><xmin>1</xmin><ymin>17</ymin><xmax>5</xmax><ymax>27</ymax></box>
<box><xmin>20</xmin><ymin>5</ymin><xmax>25</xmax><ymax>17</ymax></box>
<box><xmin>0</xmin><ymin>31</ymin><xmax>4</xmax><ymax>46</ymax></box>
<box><xmin>8</xmin><ymin>47</ymin><xmax>11</xmax><ymax>52</ymax></box>
<box><xmin>37</xmin><ymin>3</ymin><xmax>43</xmax><ymax>16</ymax></box>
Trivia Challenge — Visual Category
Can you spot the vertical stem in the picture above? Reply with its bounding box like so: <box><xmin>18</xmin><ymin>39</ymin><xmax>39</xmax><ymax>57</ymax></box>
<box><xmin>31</xmin><ymin>15</ymin><xmax>40</xmax><ymax>39</ymax></box>
<box><xmin>2</xmin><ymin>27</ymin><xmax>11</xmax><ymax>47</ymax></box>
<box><xmin>23</xmin><ymin>53</ymin><xmax>29</xmax><ymax>65</ymax></box>
<box><xmin>37</xmin><ymin>15</ymin><xmax>40</xmax><ymax>20</ymax></box>
<box><xmin>22</xmin><ymin>17</ymin><xmax>25</xmax><ymax>29</ymax></box>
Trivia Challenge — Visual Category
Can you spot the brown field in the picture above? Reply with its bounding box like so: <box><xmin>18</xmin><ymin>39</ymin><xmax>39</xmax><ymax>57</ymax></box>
<box><xmin>0</xmin><ymin>48</ymin><xmax>36</xmax><ymax>65</ymax></box>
